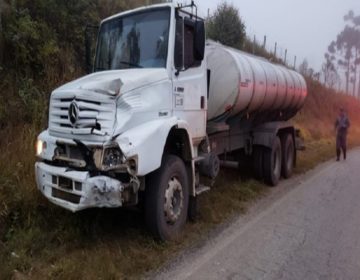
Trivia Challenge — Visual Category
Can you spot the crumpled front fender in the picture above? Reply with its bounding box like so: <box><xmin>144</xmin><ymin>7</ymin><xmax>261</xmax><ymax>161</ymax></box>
<box><xmin>114</xmin><ymin>117</ymin><xmax>191</xmax><ymax>176</ymax></box>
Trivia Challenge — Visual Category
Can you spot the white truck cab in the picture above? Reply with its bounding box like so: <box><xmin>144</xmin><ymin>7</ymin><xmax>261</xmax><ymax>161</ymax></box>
<box><xmin>35</xmin><ymin>2</ymin><xmax>208</xmax><ymax>240</ymax></box>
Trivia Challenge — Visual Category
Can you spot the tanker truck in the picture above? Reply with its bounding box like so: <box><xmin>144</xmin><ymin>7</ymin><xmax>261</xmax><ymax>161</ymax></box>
<box><xmin>35</xmin><ymin>2</ymin><xmax>307</xmax><ymax>241</ymax></box>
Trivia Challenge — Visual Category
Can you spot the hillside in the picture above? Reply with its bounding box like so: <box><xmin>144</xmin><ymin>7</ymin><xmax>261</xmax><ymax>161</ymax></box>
<box><xmin>294</xmin><ymin>78</ymin><xmax>360</xmax><ymax>142</ymax></box>
<box><xmin>1</xmin><ymin>1</ymin><xmax>360</xmax><ymax>279</ymax></box>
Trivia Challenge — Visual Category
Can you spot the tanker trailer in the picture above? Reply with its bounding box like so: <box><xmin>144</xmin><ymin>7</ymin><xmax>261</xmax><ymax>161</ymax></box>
<box><xmin>200</xmin><ymin>41</ymin><xmax>307</xmax><ymax>186</ymax></box>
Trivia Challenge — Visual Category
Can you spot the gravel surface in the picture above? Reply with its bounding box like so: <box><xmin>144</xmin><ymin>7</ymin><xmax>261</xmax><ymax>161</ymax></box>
<box><xmin>154</xmin><ymin>149</ymin><xmax>360</xmax><ymax>280</ymax></box>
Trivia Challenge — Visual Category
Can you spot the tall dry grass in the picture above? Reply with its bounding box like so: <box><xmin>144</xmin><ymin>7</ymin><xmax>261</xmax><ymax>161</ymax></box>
<box><xmin>293</xmin><ymin>79</ymin><xmax>360</xmax><ymax>172</ymax></box>
<box><xmin>293</xmin><ymin>78</ymin><xmax>360</xmax><ymax>142</ymax></box>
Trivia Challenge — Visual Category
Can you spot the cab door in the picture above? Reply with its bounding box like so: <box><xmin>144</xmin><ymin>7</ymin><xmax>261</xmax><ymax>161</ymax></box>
<box><xmin>172</xmin><ymin>14</ymin><xmax>207</xmax><ymax>142</ymax></box>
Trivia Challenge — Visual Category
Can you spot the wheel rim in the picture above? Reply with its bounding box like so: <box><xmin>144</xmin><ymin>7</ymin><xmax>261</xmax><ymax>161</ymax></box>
<box><xmin>273</xmin><ymin>147</ymin><xmax>281</xmax><ymax>177</ymax></box>
<box><xmin>286</xmin><ymin>144</ymin><xmax>294</xmax><ymax>171</ymax></box>
<box><xmin>164</xmin><ymin>177</ymin><xmax>183</xmax><ymax>225</ymax></box>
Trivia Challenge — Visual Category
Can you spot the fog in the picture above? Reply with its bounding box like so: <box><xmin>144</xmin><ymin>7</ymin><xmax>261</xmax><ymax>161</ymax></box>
<box><xmin>191</xmin><ymin>0</ymin><xmax>360</xmax><ymax>72</ymax></box>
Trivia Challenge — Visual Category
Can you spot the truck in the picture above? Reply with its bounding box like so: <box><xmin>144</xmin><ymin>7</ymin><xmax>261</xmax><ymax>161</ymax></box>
<box><xmin>35</xmin><ymin>2</ymin><xmax>307</xmax><ymax>241</ymax></box>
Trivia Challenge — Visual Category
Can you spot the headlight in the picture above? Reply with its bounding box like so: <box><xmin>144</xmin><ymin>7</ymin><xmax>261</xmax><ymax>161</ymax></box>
<box><xmin>102</xmin><ymin>147</ymin><xmax>123</xmax><ymax>168</ymax></box>
<box><xmin>36</xmin><ymin>139</ymin><xmax>47</xmax><ymax>156</ymax></box>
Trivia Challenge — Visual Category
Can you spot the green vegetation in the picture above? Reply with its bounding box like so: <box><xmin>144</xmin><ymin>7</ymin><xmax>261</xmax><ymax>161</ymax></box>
<box><xmin>0</xmin><ymin>0</ymin><xmax>162</xmax><ymax>127</ymax></box>
<box><xmin>205</xmin><ymin>2</ymin><xmax>284</xmax><ymax>63</ymax></box>
<box><xmin>206</xmin><ymin>2</ymin><xmax>246</xmax><ymax>49</ymax></box>
<box><xmin>1</xmin><ymin>1</ymin><xmax>360</xmax><ymax>279</ymax></box>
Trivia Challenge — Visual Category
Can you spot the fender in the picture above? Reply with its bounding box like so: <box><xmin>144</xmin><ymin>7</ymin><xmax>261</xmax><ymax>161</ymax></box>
<box><xmin>114</xmin><ymin>117</ymin><xmax>194</xmax><ymax>176</ymax></box>
<box><xmin>252</xmin><ymin>121</ymin><xmax>294</xmax><ymax>148</ymax></box>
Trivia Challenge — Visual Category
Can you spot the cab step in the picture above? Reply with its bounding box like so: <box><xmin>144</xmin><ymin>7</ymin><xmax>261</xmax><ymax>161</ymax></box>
<box><xmin>195</xmin><ymin>184</ymin><xmax>210</xmax><ymax>195</ymax></box>
<box><xmin>193</xmin><ymin>156</ymin><xmax>205</xmax><ymax>162</ymax></box>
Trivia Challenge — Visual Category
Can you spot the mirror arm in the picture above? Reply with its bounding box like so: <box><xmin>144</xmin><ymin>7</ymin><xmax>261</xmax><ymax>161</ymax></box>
<box><xmin>84</xmin><ymin>24</ymin><xmax>99</xmax><ymax>74</ymax></box>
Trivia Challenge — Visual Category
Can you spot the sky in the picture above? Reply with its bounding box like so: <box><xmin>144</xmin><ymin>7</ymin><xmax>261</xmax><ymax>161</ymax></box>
<box><xmin>181</xmin><ymin>0</ymin><xmax>360</xmax><ymax>72</ymax></box>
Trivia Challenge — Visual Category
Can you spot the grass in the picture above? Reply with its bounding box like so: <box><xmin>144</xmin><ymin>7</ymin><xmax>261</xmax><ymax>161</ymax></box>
<box><xmin>2</xmin><ymin>80</ymin><xmax>360</xmax><ymax>279</ymax></box>
<box><xmin>1</xmin><ymin>133</ymin><xmax>359</xmax><ymax>280</ymax></box>
<box><xmin>0</xmin><ymin>125</ymin><xmax>267</xmax><ymax>279</ymax></box>
<box><xmin>0</xmin><ymin>131</ymin><xmax>266</xmax><ymax>279</ymax></box>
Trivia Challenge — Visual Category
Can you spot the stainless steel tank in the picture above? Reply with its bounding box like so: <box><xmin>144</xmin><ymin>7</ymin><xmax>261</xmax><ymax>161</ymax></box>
<box><xmin>206</xmin><ymin>41</ymin><xmax>307</xmax><ymax>122</ymax></box>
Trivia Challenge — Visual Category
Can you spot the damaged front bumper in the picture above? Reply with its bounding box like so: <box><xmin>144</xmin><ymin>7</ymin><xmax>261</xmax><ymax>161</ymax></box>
<box><xmin>35</xmin><ymin>162</ymin><xmax>124</xmax><ymax>212</ymax></box>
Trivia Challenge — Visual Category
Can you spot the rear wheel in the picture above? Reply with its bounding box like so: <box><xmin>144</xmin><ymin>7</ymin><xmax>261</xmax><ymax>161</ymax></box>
<box><xmin>263</xmin><ymin>136</ymin><xmax>282</xmax><ymax>186</ymax></box>
<box><xmin>253</xmin><ymin>146</ymin><xmax>264</xmax><ymax>180</ymax></box>
<box><xmin>281</xmin><ymin>134</ymin><xmax>295</xmax><ymax>179</ymax></box>
<box><xmin>145</xmin><ymin>155</ymin><xmax>189</xmax><ymax>241</ymax></box>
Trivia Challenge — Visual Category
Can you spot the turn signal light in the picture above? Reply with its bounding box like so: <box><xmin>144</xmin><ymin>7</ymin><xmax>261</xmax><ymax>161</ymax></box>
<box><xmin>36</xmin><ymin>139</ymin><xmax>46</xmax><ymax>156</ymax></box>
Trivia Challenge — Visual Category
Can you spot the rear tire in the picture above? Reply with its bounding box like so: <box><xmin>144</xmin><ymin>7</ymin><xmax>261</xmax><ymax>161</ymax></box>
<box><xmin>263</xmin><ymin>136</ymin><xmax>282</xmax><ymax>186</ymax></box>
<box><xmin>253</xmin><ymin>146</ymin><xmax>264</xmax><ymax>180</ymax></box>
<box><xmin>281</xmin><ymin>134</ymin><xmax>295</xmax><ymax>179</ymax></box>
<box><xmin>145</xmin><ymin>155</ymin><xmax>189</xmax><ymax>241</ymax></box>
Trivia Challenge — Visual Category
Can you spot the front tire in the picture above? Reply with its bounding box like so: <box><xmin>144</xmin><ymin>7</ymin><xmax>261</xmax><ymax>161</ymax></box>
<box><xmin>145</xmin><ymin>155</ymin><xmax>189</xmax><ymax>241</ymax></box>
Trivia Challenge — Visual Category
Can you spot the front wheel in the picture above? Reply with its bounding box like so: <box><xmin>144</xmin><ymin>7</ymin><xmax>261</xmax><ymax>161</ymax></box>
<box><xmin>145</xmin><ymin>155</ymin><xmax>189</xmax><ymax>241</ymax></box>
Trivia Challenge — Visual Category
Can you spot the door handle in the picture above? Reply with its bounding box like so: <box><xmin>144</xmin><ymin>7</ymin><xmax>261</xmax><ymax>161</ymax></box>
<box><xmin>201</xmin><ymin>96</ymin><xmax>205</xmax><ymax>109</ymax></box>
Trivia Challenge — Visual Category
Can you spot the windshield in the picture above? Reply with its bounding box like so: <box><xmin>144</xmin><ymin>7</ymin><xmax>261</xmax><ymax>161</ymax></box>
<box><xmin>95</xmin><ymin>8</ymin><xmax>170</xmax><ymax>71</ymax></box>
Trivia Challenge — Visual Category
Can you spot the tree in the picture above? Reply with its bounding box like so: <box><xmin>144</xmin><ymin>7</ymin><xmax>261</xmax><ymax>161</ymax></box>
<box><xmin>298</xmin><ymin>59</ymin><xmax>318</xmax><ymax>79</ymax></box>
<box><xmin>322</xmin><ymin>53</ymin><xmax>340</xmax><ymax>89</ymax></box>
<box><xmin>206</xmin><ymin>2</ymin><xmax>246</xmax><ymax>49</ymax></box>
<box><xmin>327</xmin><ymin>10</ymin><xmax>360</xmax><ymax>97</ymax></box>
<box><xmin>344</xmin><ymin>10</ymin><xmax>360</xmax><ymax>98</ymax></box>
<box><xmin>328</xmin><ymin>27</ymin><xmax>357</xmax><ymax>95</ymax></box>
<box><xmin>298</xmin><ymin>59</ymin><xmax>309</xmax><ymax>76</ymax></box>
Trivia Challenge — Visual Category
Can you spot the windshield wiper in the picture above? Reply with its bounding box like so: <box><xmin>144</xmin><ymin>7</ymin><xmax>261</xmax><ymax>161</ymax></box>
<box><xmin>119</xmin><ymin>61</ymin><xmax>143</xmax><ymax>68</ymax></box>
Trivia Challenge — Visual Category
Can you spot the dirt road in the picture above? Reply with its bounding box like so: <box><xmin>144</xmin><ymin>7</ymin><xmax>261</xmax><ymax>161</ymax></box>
<box><xmin>154</xmin><ymin>149</ymin><xmax>360</xmax><ymax>280</ymax></box>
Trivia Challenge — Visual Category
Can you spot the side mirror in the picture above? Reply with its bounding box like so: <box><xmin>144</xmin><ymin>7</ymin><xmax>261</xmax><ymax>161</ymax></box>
<box><xmin>174</xmin><ymin>18</ymin><xmax>184</xmax><ymax>71</ymax></box>
<box><xmin>85</xmin><ymin>25</ymin><xmax>99</xmax><ymax>74</ymax></box>
<box><xmin>194</xmin><ymin>20</ymin><xmax>205</xmax><ymax>61</ymax></box>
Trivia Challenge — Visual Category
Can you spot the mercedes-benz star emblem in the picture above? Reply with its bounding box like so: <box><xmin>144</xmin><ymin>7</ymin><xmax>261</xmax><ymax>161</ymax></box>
<box><xmin>68</xmin><ymin>101</ymin><xmax>79</xmax><ymax>127</ymax></box>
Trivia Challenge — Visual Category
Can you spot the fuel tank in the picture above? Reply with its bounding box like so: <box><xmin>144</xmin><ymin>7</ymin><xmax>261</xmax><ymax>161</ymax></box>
<box><xmin>206</xmin><ymin>41</ymin><xmax>307</xmax><ymax>122</ymax></box>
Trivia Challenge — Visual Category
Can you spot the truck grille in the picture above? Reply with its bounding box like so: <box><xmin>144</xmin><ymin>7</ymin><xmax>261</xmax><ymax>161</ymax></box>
<box><xmin>52</xmin><ymin>188</ymin><xmax>81</xmax><ymax>204</ymax></box>
<box><xmin>51</xmin><ymin>175</ymin><xmax>82</xmax><ymax>204</ymax></box>
<box><xmin>49</xmin><ymin>94</ymin><xmax>116</xmax><ymax>137</ymax></box>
